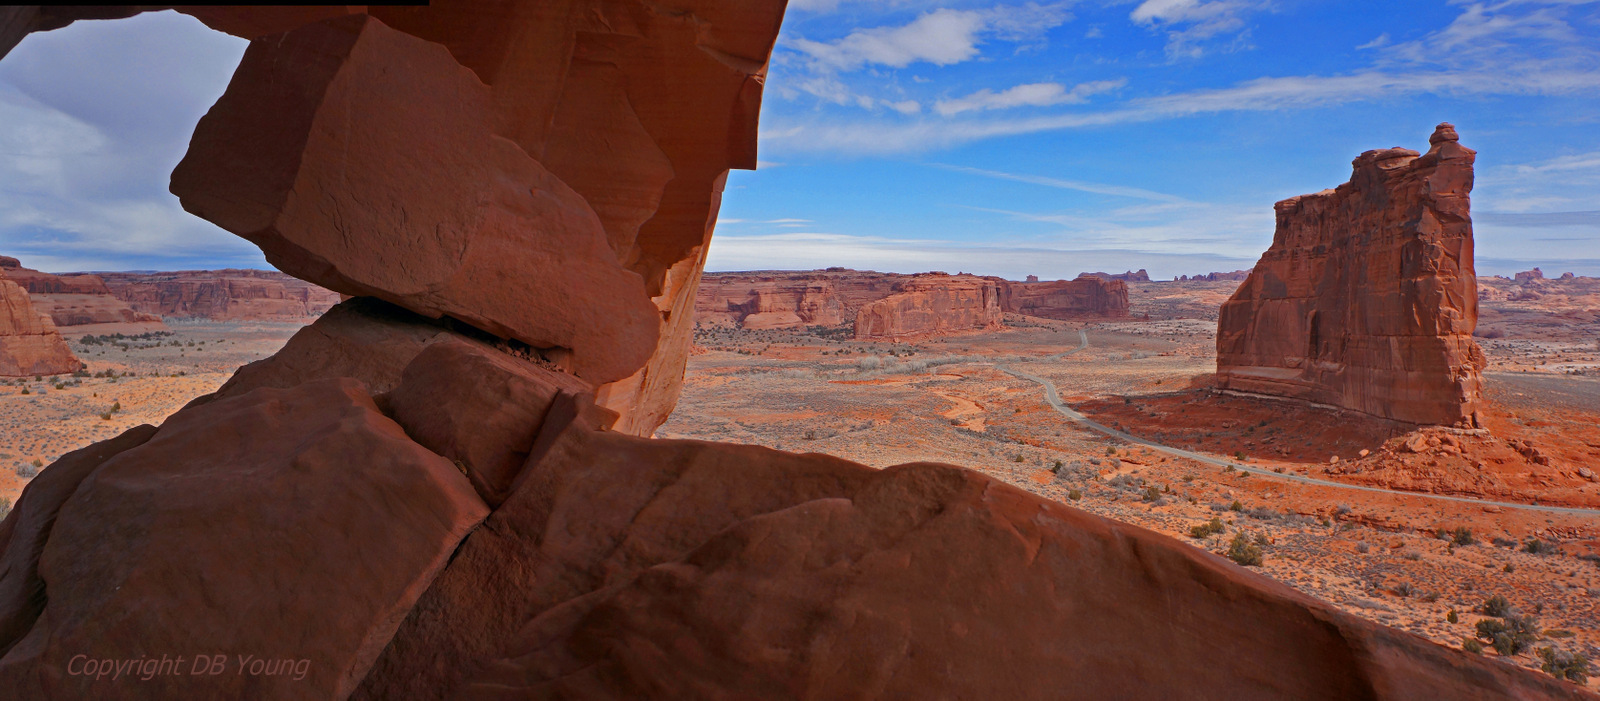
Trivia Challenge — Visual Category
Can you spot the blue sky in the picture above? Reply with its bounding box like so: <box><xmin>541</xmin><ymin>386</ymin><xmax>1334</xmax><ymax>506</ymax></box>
<box><xmin>1</xmin><ymin>2</ymin><xmax>1598</xmax><ymax>279</ymax></box>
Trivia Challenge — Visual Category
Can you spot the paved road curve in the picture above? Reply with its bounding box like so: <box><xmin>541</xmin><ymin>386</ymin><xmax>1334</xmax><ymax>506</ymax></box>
<box><xmin>995</xmin><ymin>331</ymin><xmax>1600</xmax><ymax>518</ymax></box>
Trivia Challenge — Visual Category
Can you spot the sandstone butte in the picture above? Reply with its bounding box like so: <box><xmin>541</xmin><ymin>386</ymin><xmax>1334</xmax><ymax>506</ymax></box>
<box><xmin>0</xmin><ymin>258</ymin><xmax>81</xmax><ymax>376</ymax></box>
<box><xmin>0</xmin><ymin>8</ymin><xmax>1588</xmax><ymax>700</ymax></box>
<box><xmin>696</xmin><ymin>268</ymin><xmax>1129</xmax><ymax>338</ymax></box>
<box><xmin>96</xmin><ymin>269</ymin><xmax>339</xmax><ymax>321</ymax></box>
<box><xmin>1217</xmin><ymin>123</ymin><xmax>1488</xmax><ymax>427</ymax></box>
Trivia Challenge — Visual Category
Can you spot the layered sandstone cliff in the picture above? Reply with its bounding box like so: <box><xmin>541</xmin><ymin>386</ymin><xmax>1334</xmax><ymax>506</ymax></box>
<box><xmin>0</xmin><ymin>267</ymin><xmax>80</xmax><ymax>376</ymax></box>
<box><xmin>98</xmin><ymin>269</ymin><xmax>338</xmax><ymax>321</ymax></box>
<box><xmin>854</xmin><ymin>274</ymin><xmax>1004</xmax><ymax>339</ymax></box>
<box><xmin>1005</xmin><ymin>274</ymin><xmax>1130</xmax><ymax>320</ymax></box>
<box><xmin>696</xmin><ymin>273</ymin><xmax>846</xmax><ymax>329</ymax></box>
<box><xmin>1217</xmin><ymin>124</ymin><xmax>1486</xmax><ymax>426</ymax></box>
<box><xmin>1</xmin><ymin>256</ymin><xmax>162</xmax><ymax>329</ymax></box>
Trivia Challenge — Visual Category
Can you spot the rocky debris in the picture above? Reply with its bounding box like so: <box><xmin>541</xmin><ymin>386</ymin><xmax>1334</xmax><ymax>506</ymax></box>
<box><xmin>1217</xmin><ymin>124</ymin><xmax>1487</xmax><ymax>426</ymax></box>
<box><xmin>854</xmin><ymin>274</ymin><xmax>1004</xmax><ymax>340</ymax></box>
<box><xmin>0</xmin><ymin>378</ymin><xmax>487</xmax><ymax>699</ymax></box>
<box><xmin>1507</xmin><ymin>437</ymin><xmax>1550</xmax><ymax>466</ymax></box>
<box><xmin>170</xmin><ymin>15</ymin><xmax>660</xmax><ymax>386</ymax></box>
<box><xmin>0</xmin><ymin>267</ymin><xmax>80</xmax><ymax>376</ymax></box>
<box><xmin>95</xmin><ymin>269</ymin><xmax>338</xmax><ymax>321</ymax></box>
<box><xmin>1004</xmin><ymin>274</ymin><xmax>1131</xmax><ymax>320</ymax></box>
<box><xmin>1083</xmin><ymin>269</ymin><xmax>1150</xmax><ymax>282</ymax></box>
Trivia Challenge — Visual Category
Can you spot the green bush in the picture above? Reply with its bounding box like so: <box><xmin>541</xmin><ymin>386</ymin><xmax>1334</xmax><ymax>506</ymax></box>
<box><xmin>1227</xmin><ymin>532</ymin><xmax>1264</xmax><ymax>566</ymax></box>
<box><xmin>1067</xmin><ymin>489</ymin><xmax>1082</xmax><ymax>501</ymax></box>
<box><xmin>1189</xmin><ymin>517</ymin><xmax>1225</xmax><ymax>539</ymax></box>
<box><xmin>1229</xmin><ymin>500</ymin><xmax>1243</xmax><ymax>512</ymax></box>
<box><xmin>1475</xmin><ymin>615</ymin><xmax>1539</xmax><ymax>656</ymax></box>
<box><xmin>1447</xmin><ymin>610</ymin><xmax>1459</xmax><ymax>624</ymax></box>
<box><xmin>1450</xmin><ymin>526</ymin><xmax>1475</xmax><ymax>546</ymax></box>
<box><xmin>1462</xmin><ymin>639</ymin><xmax>1483</xmax><ymax>654</ymax></box>
<box><xmin>1481</xmin><ymin>595</ymin><xmax>1512</xmax><ymax>618</ymax></box>
<box><xmin>1538</xmin><ymin>648</ymin><xmax>1590</xmax><ymax>683</ymax></box>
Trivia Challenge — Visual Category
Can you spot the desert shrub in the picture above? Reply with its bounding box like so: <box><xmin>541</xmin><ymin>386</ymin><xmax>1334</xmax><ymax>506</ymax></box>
<box><xmin>1067</xmin><ymin>489</ymin><xmax>1082</xmax><ymax>501</ymax></box>
<box><xmin>1504</xmin><ymin>563</ymin><xmax>1515</xmax><ymax>573</ymax></box>
<box><xmin>1523</xmin><ymin>539</ymin><xmax>1553</xmax><ymax>555</ymax></box>
<box><xmin>99</xmin><ymin>412</ymin><xmax>112</xmax><ymax>421</ymax></box>
<box><xmin>1462</xmin><ymin>638</ymin><xmax>1483</xmax><ymax>654</ymax></box>
<box><xmin>15</xmin><ymin>463</ymin><xmax>38</xmax><ymax>479</ymax></box>
<box><xmin>19</xmin><ymin>388</ymin><xmax>28</xmax><ymax>395</ymax></box>
<box><xmin>1105</xmin><ymin>447</ymin><xmax>1117</xmax><ymax>456</ymax></box>
<box><xmin>1356</xmin><ymin>542</ymin><xmax>1370</xmax><ymax>554</ymax></box>
<box><xmin>1229</xmin><ymin>500</ymin><xmax>1243</xmax><ymax>512</ymax></box>
<box><xmin>1539</xmin><ymin>648</ymin><xmax>1591</xmax><ymax>684</ymax></box>
<box><xmin>1481</xmin><ymin>595</ymin><xmax>1512</xmax><ymax>618</ymax></box>
<box><xmin>1447</xmin><ymin>610</ymin><xmax>1459</xmax><ymax>624</ymax></box>
<box><xmin>1140</xmin><ymin>486</ymin><xmax>1162</xmax><ymax>502</ymax></box>
<box><xmin>1393</xmin><ymin>582</ymin><xmax>1415</xmax><ymax>597</ymax></box>
<box><xmin>1052</xmin><ymin>460</ymin><xmax>1064</xmax><ymax>473</ymax></box>
<box><xmin>1450</xmin><ymin>527</ymin><xmax>1476</xmax><ymax>546</ymax></box>
<box><xmin>1013</xmin><ymin>454</ymin><xmax>1025</xmax><ymax>463</ymax></box>
<box><xmin>1476</xmin><ymin>615</ymin><xmax>1540</xmax><ymax>656</ymax></box>
<box><xmin>1189</xmin><ymin>517</ymin><xmax>1226</xmax><ymax>539</ymax></box>
<box><xmin>1227</xmin><ymin>532</ymin><xmax>1264</xmax><ymax>566</ymax></box>
<box><xmin>1492</xmin><ymin>537</ymin><xmax>1518</xmax><ymax>548</ymax></box>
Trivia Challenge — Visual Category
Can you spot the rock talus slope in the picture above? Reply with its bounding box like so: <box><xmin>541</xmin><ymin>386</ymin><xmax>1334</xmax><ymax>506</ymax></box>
<box><xmin>1217</xmin><ymin>124</ymin><xmax>1486</xmax><ymax>426</ymax></box>
<box><xmin>0</xmin><ymin>9</ymin><xmax>1586</xmax><ymax>701</ymax></box>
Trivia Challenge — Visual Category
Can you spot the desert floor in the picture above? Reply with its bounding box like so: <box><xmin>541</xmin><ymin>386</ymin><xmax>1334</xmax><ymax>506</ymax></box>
<box><xmin>3</xmin><ymin>280</ymin><xmax>1597</xmax><ymax>689</ymax></box>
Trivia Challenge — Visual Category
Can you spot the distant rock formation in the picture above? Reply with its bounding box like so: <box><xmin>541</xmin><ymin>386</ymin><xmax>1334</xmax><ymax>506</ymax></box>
<box><xmin>1513</xmin><ymin>267</ymin><xmax>1544</xmax><ymax>283</ymax></box>
<box><xmin>96</xmin><ymin>269</ymin><xmax>338</xmax><ymax>321</ymax></box>
<box><xmin>1083</xmin><ymin>269</ymin><xmax>1149</xmax><ymax>282</ymax></box>
<box><xmin>1005</xmin><ymin>275</ymin><xmax>1130</xmax><ymax>321</ymax></box>
<box><xmin>854</xmin><ymin>274</ymin><xmax>1003</xmax><ymax>339</ymax></box>
<box><xmin>1</xmin><ymin>256</ymin><xmax>161</xmax><ymax>329</ymax></box>
<box><xmin>699</xmin><ymin>269</ymin><xmax>1129</xmax><ymax>335</ymax></box>
<box><xmin>0</xmin><ymin>263</ymin><xmax>81</xmax><ymax>376</ymax></box>
<box><xmin>1217</xmin><ymin>124</ymin><xmax>1486</xmax><ymax>427</ymax></box>
<box><xmin>1176</xmin><ymin>270</ymin><xmax>1251</xmax><ymax>282</ymax></box>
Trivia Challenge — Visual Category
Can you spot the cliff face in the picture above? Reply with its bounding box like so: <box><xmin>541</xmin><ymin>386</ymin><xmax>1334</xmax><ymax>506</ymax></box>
<box><xmin>1217</xmin><ymin>124</ymin><xmax>1486</xmax><ymax>427</ymax></box>
<box><xmin>854</xmin><ymin>274</ymin><xmax>1003</xmax><ymax>340</ymax></box>
<box><xmin>699</xmin><ymin>269</ymin><xmax>1129</xmax><ymax>332</ymax></box>
<box><xmin>0</xmin><ymin>271</ymin><xmax>80</xmax><ymax>376</ymax></box>
<box><xmin>97</xmin><ymin>269</ymin><xmax>339</xmax><ymax>321</ymax></box>
<box><xmin>1005</xmin><ymin>275</ymin><xmax>1130</xmax><ymax>320</ymax></box>
<box><xmin>696</xmin><ymin>274</ymin><xmax>846</xmax><ymax>329</ymax></box>
<box><xmin>0</xmin><ymin>256</ymin><xmax>161</xmax><ymax>330</ymax></box>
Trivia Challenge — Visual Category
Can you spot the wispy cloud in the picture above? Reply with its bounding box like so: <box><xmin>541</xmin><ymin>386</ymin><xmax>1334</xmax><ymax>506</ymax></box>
<box><xmin>788</xmin><ymin>3</ymin><xmax>1073</xmax><ymax>72</ymax></box>
<box><xmin>1130</xmin><ymin>0</ymin><xmax>1269</xmax><ymax>59</ymax></box>
<box><xmin>933</xmin><ymin>79</ymin><xmax>1125</xmax><ymax>115</ymax></box>
<box><xmin>933</xmin><ymin>163</ymin><xmax>1188</xmax><ymax>202</ymax></box>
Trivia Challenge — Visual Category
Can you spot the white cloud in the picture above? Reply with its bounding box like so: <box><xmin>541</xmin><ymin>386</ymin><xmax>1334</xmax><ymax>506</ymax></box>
<box><xmin>789</xmin><ymin>4</ymin><xmax>1072</xmax><ymax>72</ymax></box>
<box><xmin>934</xmin><ymin>79</ymin><xmax>1125</xmax><ymax>115</ymax></box>
<box><xmin>1130</xmin><ymin>0</ymin><xmax>1267</xmax><ymax>59</ymax></box>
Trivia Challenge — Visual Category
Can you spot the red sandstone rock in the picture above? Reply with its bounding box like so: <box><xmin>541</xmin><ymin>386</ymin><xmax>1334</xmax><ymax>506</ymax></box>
<box><xmin>1</xmin><ymin>257</ymin><xmax>165</xmax><ymax>329</ymax></box>
<box><xmin>386</xmin><ymin>338</ymin><xmax>598</xmax><ymax>507</ymax></box>
<box><xmin>1217</xmin><ymin>124</ymin><xmax>1486</xmax><ymax>426</ymax></box>
<box><xmin>1083</xmin><ymin>268</ymin><xmax>1150</xmax><ymax>282</ymax></box>
<box><xmin>171</xmin><ymin>15</ymin><xmax>660</xmax><ymax>385</ymax></box>
<box><xmin>0</xmin><ymin>425</ymin><xmax>157</xmax><ymax>658</ymax></box>
<box><xmin>699</xmin><ymin>275</ymin><xmax>846</xmax><ymax>329</ymax></box>
<box><xmin>0</xmin><ymin>256</ymin><xmax>109</xmax><ymax>295</ymax></box>
<box><xmin>0</xmin><ymin>379</ymin><xmax>488</xmax><ymax>699</ymax></box>
<box><xmin>1004</xmin><ymin>274</ymin><xmax>1130</xmax><ymax>320</ymax></box>
<box><xmin>854</xmin><ymin>274</ymin><xmax>1004</xmax><ymax>340</ymax></box>
<box><xmin>210</xmin><ymin>297</ymin><xmax>512</xmax><ymax>402</ymax></box>
<box><xmin>96</xmin><ymin>269</ymin><xmax>338</xmax><ymax>321</ymax></box>
<box><xmin>0</xmin><ymin>271</ymin><xmax>80</xmax><ymax>376</ymax></box>
<box><xmin>1178</xmin><ymin>270</ymin><xmax>1252</xmax><ymax>282</ymax></box>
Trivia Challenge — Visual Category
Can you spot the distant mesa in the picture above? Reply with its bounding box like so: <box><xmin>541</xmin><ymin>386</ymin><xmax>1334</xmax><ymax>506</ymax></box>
<box><xmin>1176</xmin><ymin>270</ymin><xmax>1251</xmax><ymax>282</ymax></box>
<box><xmin>1217</xmin><ymin>123</ymin><xmax>1485</xmax><ymax>427</ymax></box>
<box><xmin>695</xmin><ymin>268</ymin><xmax>1129</xmax><ymax>339</ymax></box>
<box><xmin>94</xmin><ymin>269</ymin><xmax>339</xmax><ymax>322</ymax></box>
<box><xmin>1513</xmin><ymin>267</ymin><xmax>1543</xmax><ymax>283</ymax></box>
<box><xmin>1082</xmin><ymin>269</ymin><xmax>1149</xmax><ymax>282</ymax></box>
<box><xmin>0</xmin><ymin>256</ymin><xmax>82</xmax><ymax>376</ymax></box>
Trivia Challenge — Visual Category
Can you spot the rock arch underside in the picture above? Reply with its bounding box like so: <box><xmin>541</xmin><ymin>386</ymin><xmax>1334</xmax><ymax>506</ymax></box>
<box><xmin>0</xmin><ymin>5</ymin><xmax>1585</xmax><ymax>700</ymax></box>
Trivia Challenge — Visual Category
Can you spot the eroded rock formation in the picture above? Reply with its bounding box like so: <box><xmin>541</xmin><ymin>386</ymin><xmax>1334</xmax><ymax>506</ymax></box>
<box><xmin>699</xmin><ymin>269</ymin><xmax>1129</xmax><ymax>333</ymax></box>
<box><xmin>1</xmin><ymin>256</ymin><xmax>162</xmax><ymax>330</ymax></box>
<box><xmin>1005</xmin><ymin>274</ymin><xmax>1130</xmax><ymax>321</ymax></box>
<box><xmin>1217</xmin><ymin>124</ymin><xmax>1487</xmax><ymax>426</ymax></box>
<box><xmin>854</xmin><ymin>274</ymin><xmax>1004</xmax><ymax>340</ymax></box>
<box><xmin>0</xmin><ymin>263</ymin><xmax>80</xmax><ymax>376</ymax></box>
<box><xmin>0</xmin><ymin>9</ymin><xmax>1581</xmax><ymax>701</ymax></box>
<box><xmin>98</xmin><ymin>269</ymin><xmax>338</xmax><ymax>321</ymax></box>
<box><xmin>1083</xmin><ymin>268</ymin><xmax>1150</xmax><ymax>282</ymax></box>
